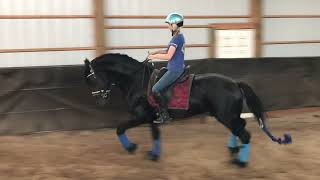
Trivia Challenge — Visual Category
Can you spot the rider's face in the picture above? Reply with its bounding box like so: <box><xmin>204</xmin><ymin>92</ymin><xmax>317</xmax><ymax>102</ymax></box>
<box><xmin>167</xmin><ymin>23</ymin><xmax>173</xmax><ymax>31</ymax></box>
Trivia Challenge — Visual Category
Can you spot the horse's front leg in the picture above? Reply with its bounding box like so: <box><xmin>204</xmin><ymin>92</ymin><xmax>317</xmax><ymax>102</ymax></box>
<box><xmin>147</xmin><ymin>122</ymin><xmax>161</xmax><ymax>161</ymax></box>
<box><xmin>116</xmin><ymin>117</ymin><xmax>146</xmax><ymax>154</ymax></box>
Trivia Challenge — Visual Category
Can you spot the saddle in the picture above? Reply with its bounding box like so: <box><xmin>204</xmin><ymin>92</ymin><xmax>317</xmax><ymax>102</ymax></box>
<box><xmin>147</xmin><ymin>65</ymin><xmax>194</xmax><ymax>110</ymax></box>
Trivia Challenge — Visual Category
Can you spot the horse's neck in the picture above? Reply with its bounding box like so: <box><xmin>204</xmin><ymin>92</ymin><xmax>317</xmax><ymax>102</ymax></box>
<box><xmin>118</xmin><ymin>67</ymin><xmax>152</xmax><ymax>100</ymax></box>
<box><xmin>102</xmin><ymin>59</ymin><xmax>152</xmax><ymax>97</ymax></box>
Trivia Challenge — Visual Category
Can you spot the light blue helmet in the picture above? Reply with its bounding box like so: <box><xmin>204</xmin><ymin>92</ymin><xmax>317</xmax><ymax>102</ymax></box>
<box><xmin>165</xmin><ymin>13</ymin><xmax>184</xmax><ymax>27</ymax></box>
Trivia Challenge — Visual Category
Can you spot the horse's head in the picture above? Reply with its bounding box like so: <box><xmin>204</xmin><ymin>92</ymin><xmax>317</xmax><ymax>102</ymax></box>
<box><xmin>84</xmin><ymin>58</ymin><xmax>114</xmax><ymax>105</ymax></box>
<box><xmin>84</xmin><ymin>53</ymin><xmax>154</xmax><ymax>105</ymax></box>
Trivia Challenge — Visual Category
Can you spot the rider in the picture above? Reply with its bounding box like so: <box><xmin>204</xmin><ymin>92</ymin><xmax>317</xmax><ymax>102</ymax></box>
<box><xmin>148</xmin><ymin>12</ymin><xmax>186</xmax><ymax>124</ymax></box>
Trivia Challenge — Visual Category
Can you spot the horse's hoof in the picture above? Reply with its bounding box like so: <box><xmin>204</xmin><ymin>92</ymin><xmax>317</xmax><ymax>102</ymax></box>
<box><xmin>126</xmin><ymin>143</ymin><xmax>138</xmax><ymax>154</ymax></box>
<box><xmin>231</xmin><ymin>158</ymin><xmax>248</xmax><ymax>168</ymax></box>
<box><xmin>228</xmin><ymin>147</ymin><xmax>240</xmax><ymax>155</ymax></box>
<box><xmin>147</xmin><ymin>151</ymin><xmax>159</xmax><ymax>161</ymax></box>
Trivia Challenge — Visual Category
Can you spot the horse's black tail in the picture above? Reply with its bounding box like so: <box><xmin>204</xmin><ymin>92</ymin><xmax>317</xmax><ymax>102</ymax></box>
<box><xmin>238</xmin><ymin>82</ymin><xmax>292</xmax><ymax>145</ymax></box>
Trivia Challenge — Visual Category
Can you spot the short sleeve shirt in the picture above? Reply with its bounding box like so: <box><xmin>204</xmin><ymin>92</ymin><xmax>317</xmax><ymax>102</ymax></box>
<box><xmin>167</xmin><ymin>33</ymin><xmax>185</xmax><ymax>72</ymax></box>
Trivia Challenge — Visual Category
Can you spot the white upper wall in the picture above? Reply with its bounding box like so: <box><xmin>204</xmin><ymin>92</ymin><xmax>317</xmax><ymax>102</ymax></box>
<box><xmin>106</xmin><ymin>0</ymin><xmax>249</xmax><ymax>15</ymax></box>
<box><xmin>263</xmin><ymin>0</ymin><xmax>320</xmax><ymax>15</ymax></box>
<box><xmin>262</xmin><ymin>0</ymin><xmax>320</xmax><ymax>57</ymax></box>
<box><xmin>0</xmin><ymin>0</ymin><xmax>93</xmax><ymax>15</ymax></box>
<box><xmin>105</xmin><ymin>0</ymin><xmax>250</xmax><ymax>61</ymax></box>
<box><xmin>0</xmin><ymin>0</ymin><xmax>319</xmax><ymax>67</ymax></box>
<box><xmin>0</xmin><ymin>0</ymin><xmax>250</xmax><ymax>67</ymax></box>
<box><xmin>0</xmin><ymin>0</ymin><xmax>95</xmax><ymax>67</ymax></box>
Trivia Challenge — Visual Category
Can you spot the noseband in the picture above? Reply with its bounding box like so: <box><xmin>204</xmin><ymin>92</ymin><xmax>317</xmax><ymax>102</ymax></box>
<box><xmin>91</xmin><ymin>89</ymin><xmax>111</xmax><ymax>98</ymax></box>
<box><xmin>86</xmin><ymin>72</ymin><xmax>95</xmax><ymax>78</ymax></box>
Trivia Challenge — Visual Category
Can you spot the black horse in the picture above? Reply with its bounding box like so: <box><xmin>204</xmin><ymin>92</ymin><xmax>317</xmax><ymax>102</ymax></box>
<box><xmin>84</xmin><ymin>53</ymin><xmax>291</xmax><ymax>167</ymax></box>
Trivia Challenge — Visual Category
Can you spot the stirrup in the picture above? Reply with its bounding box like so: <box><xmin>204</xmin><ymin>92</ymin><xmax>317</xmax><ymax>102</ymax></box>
<box><xmin>153</xmin><ymin>119</ymin><xmax>163</xmax><ymax>124</ymax></box>
<box><xmin>153</xmin><ymin>113</ymin><xmax>172</xmax><ymax>124</ymax></box>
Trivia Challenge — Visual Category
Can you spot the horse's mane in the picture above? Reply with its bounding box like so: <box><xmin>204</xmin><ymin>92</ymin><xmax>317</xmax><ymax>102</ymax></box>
<box><xmin>92</xmin><ymin>53</ymin><xmax>142</xmax><ymax>68</ymax></box>
<box><xmin>90</xmin><ymin>53</ymin><xmax>148</xmax><ymax>77</ymax></box>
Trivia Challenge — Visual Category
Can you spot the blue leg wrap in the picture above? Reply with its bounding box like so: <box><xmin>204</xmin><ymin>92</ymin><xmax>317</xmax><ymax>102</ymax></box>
<box><xmin>228</xmin><ymin>134</ymin><xmax>238</xmax><ymax>148</ymax></box>
<box><xmin>152</xmin><ymin>139</ymin><xmax>161</xmax><ymax>156</ymax></box>
<box><xmin>238</xmin><ymin>144</ymin><xmax>250</xmax><ymax>162</ymax></box>
<box><xmin>118</xmin><ymin>134</ymin><xmax>131</xmax><ymax>149</ymax></box>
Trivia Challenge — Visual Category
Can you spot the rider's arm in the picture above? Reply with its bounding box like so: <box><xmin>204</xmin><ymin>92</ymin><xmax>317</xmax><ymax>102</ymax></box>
<box><xmin>149</xmin><ymin>46</ymin><xmax>176</xmax><ymax>61</ymax></box>
<box><xmin>149</xmin><ymin>49</ymin><xmax>167</xmax><ymax>55</ymax></box>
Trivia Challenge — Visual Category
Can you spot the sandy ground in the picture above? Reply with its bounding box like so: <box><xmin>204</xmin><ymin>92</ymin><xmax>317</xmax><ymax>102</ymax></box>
<box><xmin>0</xmin><ymin>108</ymin><xmax>320</xmax><ymax>180</ymax></box>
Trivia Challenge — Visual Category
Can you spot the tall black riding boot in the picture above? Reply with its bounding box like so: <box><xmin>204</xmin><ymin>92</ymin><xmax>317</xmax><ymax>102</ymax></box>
<box><xmin>153</xmin><ymin>92</ymin><xmax>172</xmax><ymax>123</ymax></box>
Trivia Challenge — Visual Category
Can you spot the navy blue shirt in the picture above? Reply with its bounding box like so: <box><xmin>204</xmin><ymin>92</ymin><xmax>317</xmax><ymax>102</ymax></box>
<box><xmin>167</xmin><ymin>33</ymin><xmax>185</xmax><ymax>72</ymax></box>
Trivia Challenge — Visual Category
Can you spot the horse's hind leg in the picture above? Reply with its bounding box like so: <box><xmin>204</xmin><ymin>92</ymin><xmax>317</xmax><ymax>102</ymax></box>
<box><xmin>230</xmin><ymin>117</ymin><xmax>251</xmax><ymax>167</ymax></box>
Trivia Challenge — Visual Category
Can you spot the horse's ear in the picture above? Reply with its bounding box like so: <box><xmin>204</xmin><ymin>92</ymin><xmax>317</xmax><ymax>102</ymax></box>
<box><xmin>84</xmin><ymin>58</ymin><xmax>90</xmax><ymax>65</ymax></box>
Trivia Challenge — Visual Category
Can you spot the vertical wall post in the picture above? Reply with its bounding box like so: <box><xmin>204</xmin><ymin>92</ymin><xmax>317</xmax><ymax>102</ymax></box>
<box><xmin>208</xmin><ymin>27</ymin><xmax>215</xmax><ymax>58</ymax></box>
<box><xmin>250</xmin><ymin>0</ymin><xmax>262</xmax><ymax>57</ymax></box>
<box><xmin>93</xmin><ymin>0</ymin><xmax>106</xmax><ymax>57</ymax></box>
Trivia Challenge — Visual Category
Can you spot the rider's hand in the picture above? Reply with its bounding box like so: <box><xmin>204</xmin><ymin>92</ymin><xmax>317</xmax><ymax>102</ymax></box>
<box><xmin>148</xmin><ymin>51</ymin><xmax>157</xmax><ymax>55</ymax></box>
<box><xmin>148</xmin><ymin>54</ymin><xmax>156</xmax><ymax>60</ymax></box>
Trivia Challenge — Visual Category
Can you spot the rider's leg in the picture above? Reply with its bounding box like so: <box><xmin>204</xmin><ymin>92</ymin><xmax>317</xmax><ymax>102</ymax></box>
<box><xmin>152</xmin><ymin>92</ymin><xmax>171</xmax><ymax>123</ymax></box>
<box><xmin>152</xmin><ymin>70</ymin><xmax>183</xmax><ymax>123</ymax></box>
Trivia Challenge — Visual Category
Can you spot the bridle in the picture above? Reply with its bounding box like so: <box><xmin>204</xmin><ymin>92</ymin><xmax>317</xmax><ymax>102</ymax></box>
<box><xmin>86</xmin><ymin>72</ymin><xmax>95</xmax><ymax>78</ymax></box>
<box><xmin>86</xmin><ymin>63</ymin><xmax>112</xmax><ymax>99</ymax></box>
<box><xmin>140</xmin><ymin>58</ymin><xmax>154</xmax><ymax>89</ymax></box>
<box><xmin>86</xmin><ymin>57</ymin><xmax>153</xmax><ymax>100</ymax></box>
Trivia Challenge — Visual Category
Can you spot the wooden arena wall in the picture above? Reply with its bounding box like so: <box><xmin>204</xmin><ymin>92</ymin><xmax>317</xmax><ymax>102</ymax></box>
<box><xmin>0</xmin><ymin>57</ymin><xmax>319</xmax><ymax>135</ymax></box>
